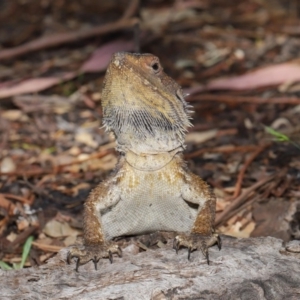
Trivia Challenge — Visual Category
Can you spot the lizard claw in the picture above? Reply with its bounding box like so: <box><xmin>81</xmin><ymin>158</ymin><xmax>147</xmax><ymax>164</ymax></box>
<box><xmin>173</xmin><ymin>232</ymin><xmax>220</xmax><ymax>264</ymax></box>
<box><xmin>173</xmin><ymin>238</ymin><xmax>180</xmax><ymax>254</ymax></box>
<box><xmin>216</xmin><ymin>234</ymin><xmax>222</xmax><ymax>251</ymax></box>
<box><xmin>67</xmin><ymin>242</ymin><xmax>122</xmax><ymax>272</ymax></box>
<box><xmin>92</xmin><ymin>256</ymin><xmax>100</xmax><ymax>270</ymax></box>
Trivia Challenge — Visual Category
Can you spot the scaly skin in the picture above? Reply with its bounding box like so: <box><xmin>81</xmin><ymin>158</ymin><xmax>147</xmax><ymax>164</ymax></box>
<box><xmin>67</xmin><ymin>53</ymin><xmax>220</xmax><ymax>271</ymax></box>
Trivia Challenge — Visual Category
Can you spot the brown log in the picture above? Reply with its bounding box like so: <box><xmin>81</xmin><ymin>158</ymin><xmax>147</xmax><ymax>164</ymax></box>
<box><xmin>1</xmin><ymin>236</ymin><xmax>300</xmax><ymax>299</ymax></box>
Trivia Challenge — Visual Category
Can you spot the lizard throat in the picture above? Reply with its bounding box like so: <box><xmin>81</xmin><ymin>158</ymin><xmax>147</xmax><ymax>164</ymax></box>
<box><xmin>124</xmin><ymin>146</ymin><xmax>183</xmax><ymax>171</ymax></box>
<box><xmin>103</xmin><ymin>108</ymin><xmax>190</xmax><ymax>154</ymax></box>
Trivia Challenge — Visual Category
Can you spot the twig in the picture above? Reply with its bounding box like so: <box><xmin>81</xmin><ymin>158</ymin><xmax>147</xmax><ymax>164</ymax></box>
<box><xmin>0</xmin><ymin>18</ymin><xmax>139</xmax><ymax>61</ymax></box>
<box><xmin>217</xmin><ymin>194</ymin><xmax>261</xmax><ymax>227</ymax></box>
<box><xmin>187</xmin><ymin>94</ymin><xmax>300</xmax><ymax>105</ymax></box>
<box><xmin>0</xmin><ymin>215</ymin><xmax>9</xmax><ymax>229</ymax></box>
<box><xmin>1</xmin><ymin>193</ymin><xmax>32</xmax><ymax>205</ymax></box>
<box><xmin>272</xmin><ymin>174</ymin><xmax>292</xmax><ymax>197</ymax></box>
<box><xmin>197</xmin><ymin>56</ymin><xmax>236</xmax><ymax>80</ymax></box>
<box><xmin>232</xmin><ymin>143</ymin><xmax>271</xmax><ymax>199</ymax></box>
<box><xmin>53</xmin><ymin>149</ymin><xmax>114</xmax><ymax>170</ymax></box>
<box><xmin>6</xmin><ymin>226</ymin><xmax>38</xmax><ymax>252</ymax></box>
<box><xmin>215</xmin><ymin>174</ymin><xmax>275</xmax><ymax>227</ymax></box>
<box><xmin>121</xmin><ymin>0</ymin><xmax>140</xmax><ymax>20</ymax></box>
<box><xmin>0</xmin><ymin>149</ymin><xmax>113</xmax><ymax>177</ymax></box>
<box><xmin>185</xmin><ymin>144</ymin><xmax>259</xmax><ymax>159</ymax></box>
<box><xmin>32</xmin><ymin>242</ymin><xmax>63</xmax><ymax>253</ymax></box>
<box><xmin>120</xmin><ymin>0</ymin><xmax>140</xmax><ymax>52</ymax></box>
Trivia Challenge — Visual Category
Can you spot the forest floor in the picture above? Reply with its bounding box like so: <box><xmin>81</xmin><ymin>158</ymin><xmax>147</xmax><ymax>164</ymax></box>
<box><xmin>0</xmin><ymin>0</ymin><xmax>300</xmax><ymax>269</ymax></box>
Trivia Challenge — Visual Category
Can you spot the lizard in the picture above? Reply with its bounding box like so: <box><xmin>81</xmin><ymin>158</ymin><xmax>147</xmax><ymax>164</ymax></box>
<box><xmin>67</xmin><ymin>52</ymin><xmax>221</xmax><ymax>271</ymax></box>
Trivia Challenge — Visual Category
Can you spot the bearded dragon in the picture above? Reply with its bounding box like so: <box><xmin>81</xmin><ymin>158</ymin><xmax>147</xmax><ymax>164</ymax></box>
<box><xmin>67</xmin><ymin>52</ymin><xmax>221</xmax><ymax>271</ymax></box>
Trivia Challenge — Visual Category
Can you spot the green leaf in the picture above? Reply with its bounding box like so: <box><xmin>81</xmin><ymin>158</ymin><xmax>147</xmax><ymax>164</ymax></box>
<box><xmin>265</xmin><ymin>126</ymin><xmax>300</xmax><ymax>150</ymax></box>
<box><xmin>265</xmin><ymin>126</ymin><xmax>290</xmax><ymax>142</ymax></box>
<box><xmin>13</xmin><ymin>262</ymin><xmax>20</xmax><ymax>270</ymax></box>
<box><xmin>42</xmin><ymin>146</ymin><xmax>56</xmax><ymax>154</ymax></box>
<box><xmin>19</xmin><ymin>236</ymin><xmax>34</xmax><ymax>269</ymax></box>
<box><xmin>0</xmin><ymin>261</ymin><xmax>13</xmax><ymax>270</ymax></box>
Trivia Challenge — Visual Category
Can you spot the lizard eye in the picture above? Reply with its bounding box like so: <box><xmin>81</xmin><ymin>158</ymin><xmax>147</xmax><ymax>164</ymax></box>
<box><xmin>151</xmin><ymin>62</ymin><xmax>160</xmax><ymax>73</ymax></box>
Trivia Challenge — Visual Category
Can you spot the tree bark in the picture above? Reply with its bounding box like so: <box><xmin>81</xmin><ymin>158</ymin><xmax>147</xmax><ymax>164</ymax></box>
<box><xmin>1</xmin><ymin>236</ymin><xmax>300</xmax><ymax>299</ymax></box>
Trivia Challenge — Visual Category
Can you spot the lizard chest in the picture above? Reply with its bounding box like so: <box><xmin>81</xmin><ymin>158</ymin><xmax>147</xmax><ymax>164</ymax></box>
<box><xmin>101</xmin><ymin>166</ymin><xmax>197</xmax><ymax>239</ymax></box>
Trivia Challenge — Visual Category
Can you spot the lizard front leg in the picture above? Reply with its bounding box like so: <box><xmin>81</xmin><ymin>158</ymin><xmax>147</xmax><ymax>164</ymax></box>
<box><xmin>67</xmin><ymin>179</ymin><xmax>122</xmax><ymax>271</ymax></box>
<box><xmin>174</xmin><ymin>172</ymin><xmax>221</xmax><ymax>264</ymax></box>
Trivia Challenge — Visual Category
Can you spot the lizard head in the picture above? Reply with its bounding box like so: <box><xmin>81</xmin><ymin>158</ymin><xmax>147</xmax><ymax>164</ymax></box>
<box><xmin>101</xmin><ymin>52</ymin><xmax>192</xmax><ymax>153</ymax></box>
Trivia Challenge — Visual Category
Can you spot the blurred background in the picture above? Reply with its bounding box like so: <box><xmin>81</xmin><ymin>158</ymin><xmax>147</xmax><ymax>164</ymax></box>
<box><xmin>0</xmin><ymin>0</ymin><xmax>300</xmax><ymax>269</ymax></box>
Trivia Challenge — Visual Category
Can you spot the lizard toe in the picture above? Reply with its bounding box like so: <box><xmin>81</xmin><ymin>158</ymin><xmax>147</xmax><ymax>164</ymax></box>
<box><xmin>174</xmin><ymin>232</ymin><xmax>221</xmax><ymax>264</ymax></box>
<box><xmin>67</xmin><ymin>242</ymin><xmax>122</xmax><ymax>272</ymax></box>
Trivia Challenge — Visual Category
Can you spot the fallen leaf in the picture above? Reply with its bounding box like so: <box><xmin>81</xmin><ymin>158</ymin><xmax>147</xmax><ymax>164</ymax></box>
<box><xmin>223</xmin><ymin>220</ymin><xmax>256</xmax><ymax>238</ymax></box>
<box><xmin>43</xmin><ymin>220</ymin><xmax>80</xmax><ymax>238</ymax></box>
<box><xmin>206</xmin><ymin>61</ymin><xmax>300</xmax><ymax>91</ymax></box>
<box><xmin>75</xmin><ymin>131</ymin><xmax>98</xmax><ymax>148</ymax></box>
<box><xmin>6</xmin><ymin>232</ymin><xmax>17</xmax><ymax>242</ymax></box>
<box><xmin>63</xmin><ymin>235</ymin><xmax>78</xmax><ymax>247</ymax></box>
<box><xmin>16</xmin><ymin>218</ymin><xmax>30</xmax><ymax>231</ymax></box>
<box><xmin>0</xmin><ymin>40</ymin><xmax>134</xmax><ymax>99</ymax></box>
<box><xmin>141</xmin><ymin>7</ymin><xmax>197</xmax><ymax>34</ymax></box>
<box><xmin>1</xmin><ymin>109</ymin><xmax>28</xmax><ymax>121</ymax></box>
<box><xmin>240</xmin><ymin>221</ymin><xmax>256</xmax><ymax>238</ymax></box>
<box><xmin>80</xmin><ymin>39</ymin><xmax>134</xmax><ymax>73</ymax></box>
<box><xmin>0</xmin><ymin>194</ymin><xmax>17</xmax><ymax>215</ymax></box>
<box><xmin>13</xmin><ymin>95</ymin><xmax>73</xmax><ymax>114</ymax></box>
<box><xmin>185</xmin><ymin>129</ymin><xmax>218</xmax><ymax>144</ymax></box>
<box><xmin>96</xmin><ymin>153</ymin><xmax>118</xmax><ymax>171</ymax></box>
<box><xmin>55</xmin><ymin>182</ymin><xmax>90</xmax><ymax>197</ymax></box>
<box><xmin>0</xmin><ymin>157</ymin><xmax>16</xmax><ymax>173</ymax></box>
<box><xmin>185</xmin><ymin>61</ymin><xmax>300</xmax><ymax>95</ymax></box>
<box><xmin>0</xmin><ymin>72</ymin><xmax>75</xmax><ymax>99</ymax></box>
